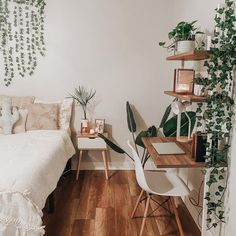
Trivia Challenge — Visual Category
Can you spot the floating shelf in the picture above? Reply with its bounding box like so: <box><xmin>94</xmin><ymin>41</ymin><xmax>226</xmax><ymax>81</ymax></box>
<box><xmin>166</xmin><ymin>50</ymin><xmax>210</xmax><ymax>61</ymax></box>
<box><xmin>164</xmin><ymin>91</ymin><xmax>207</xmax><ymax>102</ymax></box>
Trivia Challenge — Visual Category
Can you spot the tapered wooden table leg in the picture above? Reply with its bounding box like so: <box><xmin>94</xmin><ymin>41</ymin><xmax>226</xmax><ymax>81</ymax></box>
<box><xmin>102</xmin><ymin>150</ymin><xmax>109</xmax><ymax>180</ymax></box>
<box><xmin>76</xmin><ymin>150</ymin><xmax>83</xmax><ymax>180</ymax></box>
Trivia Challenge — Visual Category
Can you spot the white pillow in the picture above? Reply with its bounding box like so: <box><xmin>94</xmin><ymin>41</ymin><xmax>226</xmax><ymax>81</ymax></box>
<box><xmin>0</xmin><ymin>109</ymin><xmax>28</xmax><ymax>134</ymax></box>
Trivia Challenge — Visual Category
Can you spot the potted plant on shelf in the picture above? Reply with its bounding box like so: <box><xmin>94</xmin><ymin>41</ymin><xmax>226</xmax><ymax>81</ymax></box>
<box><xmin>193</xmin><ymin>74</ymin><xmax>209</xmax><ymax>96</ymax></box>
<box><xmin>159</xmin><ymin>20</ymin><xmax>204</xmax><ymax>54</ymax></box>
<box><xmin>69</xmin><ymin>86</ymin><xmax>96</xmax><ymax>134</ymax></box>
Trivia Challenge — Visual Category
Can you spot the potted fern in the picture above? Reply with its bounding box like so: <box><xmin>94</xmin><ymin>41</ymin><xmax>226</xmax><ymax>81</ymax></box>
<box><xmin>159</xmin><ymin>20</ymin><xmax>203</xmax><ymax>53</ymax></box>
<box><xmin>69</xmin><ymin>86</ymin><xmax>96</xmax><ymax>133</ymax></box>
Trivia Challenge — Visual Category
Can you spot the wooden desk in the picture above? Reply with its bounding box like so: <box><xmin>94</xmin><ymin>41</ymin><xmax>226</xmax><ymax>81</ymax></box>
<box><xmin>142</xmin><ymin>137</ymin><xmax>205</xmax><ymax>168</ymax></box>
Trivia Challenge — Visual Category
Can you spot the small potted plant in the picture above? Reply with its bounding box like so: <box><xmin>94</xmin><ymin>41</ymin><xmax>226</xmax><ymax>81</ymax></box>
<box><xmin>193</xmin><ymin>74</ymin><xmax>208</xmax><ymax>96</ymax></box>
<box><xmin>159</xmin><ymin>20</ymin><xmax>204</xmax><ymax>54</ymax></box>
<box><xmin>69</xmin><ymin>86</ymin><xmax>96</xmax><ymax>134</ymax></box>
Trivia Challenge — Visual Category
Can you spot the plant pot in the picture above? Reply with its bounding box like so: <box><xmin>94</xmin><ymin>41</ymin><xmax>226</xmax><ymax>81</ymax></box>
<box><xmin>80</xmin><ymin>119</ymin><xmax>89</xmax><ymax>134</ymax></box>
<box><xmin>194</xmin><ymin>84</ymin><xmax>205</xmax><ymax>96</ymax></box>
<box><xmin>176</xmin><ymin>40</ymin><xmax>195</xmax><ymax>54</ymax></box>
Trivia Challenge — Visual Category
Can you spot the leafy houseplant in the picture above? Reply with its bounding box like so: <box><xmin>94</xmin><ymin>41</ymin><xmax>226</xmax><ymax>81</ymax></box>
<box><xmin>193</xmin><ymin>74</ymin><xmax>209</xmax><ymax>96</ymax></box>
<box><xmin>99</xmin><ymin>101</ymin><xmax>196</xmax><ymax>167</ymax></box>
<box><xmin>0</xmin><ymin>0</ymin><xmax>46</xmax><ymax>86</ymax></box>
<box><xmin>196</xmin><ymin>0</ymin><xmax>236</xmax><ymax>229</ymax></box>
<box><xmin>159</xmin><ymin>20</ymin><xmax>203</xmax><ymax>53</ymax></box>
<box><xmin>69</xmin><ymin>86</ymin><xmax>96</xmax><ymax>133</ymax></box>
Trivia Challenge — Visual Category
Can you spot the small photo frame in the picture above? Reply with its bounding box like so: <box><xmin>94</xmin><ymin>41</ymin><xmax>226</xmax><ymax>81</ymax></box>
<box><xmin>174</xmin><ymin>69</ymin><xmax>195</xmax><ymax>94</ymax></box>
<box><xmin>95</xmin><ymin>119</ymin><xmax>105</xmax><ymax>133</ymax></box>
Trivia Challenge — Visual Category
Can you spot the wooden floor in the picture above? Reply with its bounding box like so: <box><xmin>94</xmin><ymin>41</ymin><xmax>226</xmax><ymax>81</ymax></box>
<box><xmin>43</xmin><ymin>171</ymin><xmax>201</xmax><ymax>236</ymax></box>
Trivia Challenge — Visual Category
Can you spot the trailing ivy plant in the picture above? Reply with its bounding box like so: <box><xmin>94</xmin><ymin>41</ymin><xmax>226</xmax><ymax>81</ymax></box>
<box><xmin>0</xmin><ymin>0</ymin><xmax>46</xmax><ymax>86</ymax></box>
<box><xmin>196</xmin><ymin>0</ymin><xmax>236</xmax><ymax>229</ymax></box>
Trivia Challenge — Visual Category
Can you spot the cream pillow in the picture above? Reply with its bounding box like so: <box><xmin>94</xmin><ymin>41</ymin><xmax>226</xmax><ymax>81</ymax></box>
<box><xmin>0</xmin><ymin>95</ymin><xmax>35</xmax><ymax>109</ymax></box>
<box><xmin>34</xmin><ymin>98</ymin><xmax>73</xmax><ymax>135</ymax></box>
<box><xmin>0</xmin><ymin>109</ymin><xmax>28</xmax><ymax>134</ymax></box>
<box><xmin>26</xmin><ymin>103</ymin><xmax>59</xmax><ymax>131</ymax></box>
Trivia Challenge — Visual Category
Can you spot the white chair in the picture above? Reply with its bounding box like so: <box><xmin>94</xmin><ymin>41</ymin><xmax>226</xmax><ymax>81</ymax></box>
<box><xmin>127</xmin><ymin>140</ymin><xmax>190</xmax><ymax>236</ymax></box>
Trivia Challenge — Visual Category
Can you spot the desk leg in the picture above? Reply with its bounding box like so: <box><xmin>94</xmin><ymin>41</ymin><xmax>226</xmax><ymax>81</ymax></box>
<box><xmin>102</xmin><ymin>150</ymin><xmax>109</xmax><ymax>180</ymax></box>
<box><xmin>76</xmin><ymin>150</ymin><xmax>83</xmax><ymax>180</ymax></box>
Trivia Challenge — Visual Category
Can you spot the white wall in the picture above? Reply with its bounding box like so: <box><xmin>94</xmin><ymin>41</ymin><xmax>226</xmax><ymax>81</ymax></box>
<box><xmin>0</xmin><ymin>0</ymin><xmax>174</xmax><ymax>168</ymax></box>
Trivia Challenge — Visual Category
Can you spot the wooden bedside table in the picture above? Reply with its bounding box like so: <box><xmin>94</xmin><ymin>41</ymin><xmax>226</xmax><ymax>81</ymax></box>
<box><xmin>76</xmin><ymin>133</ymin><xmax>109</xmax><ymax>180</ymax></box>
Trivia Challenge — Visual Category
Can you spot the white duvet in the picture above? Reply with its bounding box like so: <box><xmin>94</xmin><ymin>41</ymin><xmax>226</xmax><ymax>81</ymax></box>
<box><xmin>0</xmin><ymin>130</ymin><xmax>75</xmax><ymax>236</ymax></box>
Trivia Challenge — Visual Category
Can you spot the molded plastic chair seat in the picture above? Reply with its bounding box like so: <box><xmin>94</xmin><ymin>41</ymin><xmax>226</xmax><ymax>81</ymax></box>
<box><xmin>143</xmin><ymin>171</ymin><xmax>190</xmax><ymax>196</ymax></box>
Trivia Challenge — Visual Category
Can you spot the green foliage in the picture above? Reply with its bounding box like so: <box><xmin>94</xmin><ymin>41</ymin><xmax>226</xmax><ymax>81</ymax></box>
<box><xmin>163</xmin><ymin>111</ymin><xmax>196</xmax><ymax>137</ymax></box>
<box><xmin>68</xmin><ymin>86</ymin><xmax>96</xmax><ymax>119</ymax></box>
<box><xmin>159</xmin><ymin>20</ymin><xmax>203</xmax><ymax>49</ymax></box>
<box><xmin>135</xmin><ymin>126</ymin><xmax>157</xmax><ymax>148</ymax></box>
<box><xmin>126</xmin><ymin>101</ymin><xmax>136</xmax><ymax>133</ymax></box>
<box><xmin>196</xmin><ymin>0</ymin><xmax>236</xmax><ymax>229</ymax></box>
<box><xmin>0</xmin><ymin>0</ymin><xmax>46</xmax><ymax>86</ymax></box>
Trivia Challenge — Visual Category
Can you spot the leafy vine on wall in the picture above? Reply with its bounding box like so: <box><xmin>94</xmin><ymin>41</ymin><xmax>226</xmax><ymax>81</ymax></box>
<box><xmin>196</xmin><ymin>0</ymin><xmax>236</xmax><ymax>229</ymax></box>
<box><xmin>0</xmin><ymin>0</ymin><xmax>46</xmax><ymax>86</ymax></box>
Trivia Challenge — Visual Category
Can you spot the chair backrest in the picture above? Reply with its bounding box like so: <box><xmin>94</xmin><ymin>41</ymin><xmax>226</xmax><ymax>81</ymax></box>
<box><xmin>127</xmin><ymin>140</ymin><xmax>152</xmax><ymax>193</ymax></box>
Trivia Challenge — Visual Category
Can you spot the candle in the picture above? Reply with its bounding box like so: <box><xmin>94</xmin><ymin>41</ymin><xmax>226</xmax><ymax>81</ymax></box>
<box><xmin>206</xmin><ymin>36</ymin><xmax>212</xmax><ymax>50</ymax></box>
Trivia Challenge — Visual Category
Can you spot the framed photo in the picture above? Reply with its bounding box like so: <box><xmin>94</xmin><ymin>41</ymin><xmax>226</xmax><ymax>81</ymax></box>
<box><xmin>95</xmin><ymin>119</ymin><xmax>105</xmax><ymax>133</ymax></box>
<box><xmin>174</xmin><ymin>69</ymin><xmax>195</xmax><ymax>94</ymax></box>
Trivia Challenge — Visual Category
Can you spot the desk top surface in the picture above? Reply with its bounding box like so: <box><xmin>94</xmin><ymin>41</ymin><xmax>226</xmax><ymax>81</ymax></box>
<box><xmin>142</xmin><ymin>137</ymin><xmax>205</xmax><ymax>168</ymax></box>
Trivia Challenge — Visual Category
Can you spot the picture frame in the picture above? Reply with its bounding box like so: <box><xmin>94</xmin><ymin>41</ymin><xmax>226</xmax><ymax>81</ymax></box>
<box><xmin>173</xmin><ymin>69</ymin><xmax>195</xmax><ymax>94</ymax></box>
<box><xmin>95</xmin><ymin>119</ymin><xmax>105</xmax><ymax>133</ymax></box>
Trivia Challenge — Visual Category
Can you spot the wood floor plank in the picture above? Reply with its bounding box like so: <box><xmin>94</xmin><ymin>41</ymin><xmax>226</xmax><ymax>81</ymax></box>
<box><xmin>94</xmin><ymin>208</ymin><xmax>115</xmax><ymax>236</ymax></box>
<box><xmin>71</xmin><ymin>219</ymin><xmax>95</xmax><ymax>236</ymax></box>
<box><xmin>76</xmin><ymin>171</ymin><xmax>97</xmax><ymax>220</ymax></box>
<box><xmin>43</xmin><ymin>171</ymin><xmax>201</xmax><ymax>236</ymax></box>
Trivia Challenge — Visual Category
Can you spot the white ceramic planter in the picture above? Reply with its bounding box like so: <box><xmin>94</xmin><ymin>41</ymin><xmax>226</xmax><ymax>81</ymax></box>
<box><xmin>176</xmin><ymin>40</ymin><xmax>195</xmax><ymax>54</ymax></box>
<box><xmin>194</xmin><ymin>84</ymin><xmax>205</xmax><ymax>96</ymax></box>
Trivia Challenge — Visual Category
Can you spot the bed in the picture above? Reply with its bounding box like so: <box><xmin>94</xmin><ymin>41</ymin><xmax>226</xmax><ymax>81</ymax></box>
<box><xmin>0</xmin><ymin>130</ymin><xmax>75</xmax><ymax>235</ymax></box>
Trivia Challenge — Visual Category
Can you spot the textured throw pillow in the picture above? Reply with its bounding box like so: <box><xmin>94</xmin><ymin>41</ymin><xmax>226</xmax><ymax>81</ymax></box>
<box><xmin>34</xmin><ymin>98</ymin><xmax>73</xmax><ymax>135</ymax></box>
<box><xmin>0</xmin><ymin>95</ymin><xmax>35</xmax><ymax>109</ymax></box>
<box><xmin>13</xmin><ymin>109</ymin><xmax>28</xmax><ymax>134</ymax></box>
<box><xmin>26</xmin><ymin>103</ymin><xmax>59</xmax><ymax>131</ymax></box>
<box><xmin>59</xmin><ymin>99</ymin><xmax>73</xmax><ymax>135</ymax></box>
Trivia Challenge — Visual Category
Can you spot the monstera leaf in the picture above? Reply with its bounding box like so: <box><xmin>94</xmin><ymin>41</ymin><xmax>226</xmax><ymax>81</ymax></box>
<box><xmin>163</xmin><ymin>111</ymin><xmax>196</xmax><ymax>137</ymax></box>
<box><xmin>135</xmin><ymin>126</ymin><xmax>157</xmax><ymax>148</ymax></box>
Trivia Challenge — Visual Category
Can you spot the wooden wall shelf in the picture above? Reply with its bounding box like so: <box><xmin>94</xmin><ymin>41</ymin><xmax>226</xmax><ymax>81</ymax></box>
<box><xmin>164</xmin><ymin>91</ymin><xmax>206</xmax><ymax>102</ymax></box>
<box><xmin>167</xmin><ymin>50</ymin><xmax>210</xmax><ymax>61</ymax></box>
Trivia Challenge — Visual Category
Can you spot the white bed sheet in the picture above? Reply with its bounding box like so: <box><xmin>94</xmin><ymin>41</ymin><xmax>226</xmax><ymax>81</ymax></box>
<box><xmin>0</xmin><ymin>130</ymin><xmax>75</xmax><ymax>235</ymax></box>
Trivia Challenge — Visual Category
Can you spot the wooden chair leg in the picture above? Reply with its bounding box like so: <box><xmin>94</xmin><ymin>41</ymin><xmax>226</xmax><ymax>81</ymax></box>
<box><xmin>170</xmin><ymin>197</ymin><xmax>184</xmax><ymax>236</ymax></box>
<box><xmin>76</xmin><ymin>150</ymin><xmax>83</xmax><ymax>180</ymax></box>
<box><xmin>139</xmin><ymin>194</ymin><xmax>151</xmax><ymax>236</ymax></box>
<box><xmin>102</xmin><ymin>150</ymin><xmax>109</xmax><ymax>180</ymax></box>
<box><xmin>131</xmin><ymin>189</ymin><xmax>144</xmax><ymax>218</ymax></box>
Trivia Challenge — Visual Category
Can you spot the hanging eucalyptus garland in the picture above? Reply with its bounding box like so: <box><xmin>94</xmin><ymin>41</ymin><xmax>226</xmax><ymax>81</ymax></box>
<box><xmin>0</xmin><ymin>0</ymin><xmax>46</xmax><ymax>86</ymax></box>
<box><xmin>196</xmin><ymin>0</ymin><xmax>236</xmax><ymax>229</ymax></box>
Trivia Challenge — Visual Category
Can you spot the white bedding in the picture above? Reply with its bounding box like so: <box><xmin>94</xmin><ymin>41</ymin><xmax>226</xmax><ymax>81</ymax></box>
<box><xmin>0</xmin><ymin>130</ymin><xmax>75</xmax><ymax>235</ymax></box>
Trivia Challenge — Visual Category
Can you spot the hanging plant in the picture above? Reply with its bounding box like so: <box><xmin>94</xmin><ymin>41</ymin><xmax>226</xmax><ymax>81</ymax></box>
<box><xmin>196</xmin><ymin>0</ymin><xmax>236</xmax><ymax>229</ymax></box>
<box><xmin>0</xmin><ymin>0</ymin><xmax>46</xmax><ymax>86</ymax></box>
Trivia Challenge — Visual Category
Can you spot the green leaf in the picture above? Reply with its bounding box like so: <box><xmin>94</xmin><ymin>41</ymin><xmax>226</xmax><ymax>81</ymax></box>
<box><xmin>159</xmin><ymin>102</ymin><xmax>173</xmax><ymax>128</ymax></box>
<box><xmin>126</xmin><ymin>101</ymin><xmax>136</xmax><ymax>133</ymax></box>
<box><xmin>163</xmin><ymin>111</ymin><xmax>196</xmax><ymax>137</ymax></box>
<box><xmin>135</xmin><ymin>126</ymin><xmax>157</xmax><ymax>148</ymax></box>
<box><xmin>98</xmin><ymin>133</ymin><xmax>125</xmax><ymax>154</ymax></box>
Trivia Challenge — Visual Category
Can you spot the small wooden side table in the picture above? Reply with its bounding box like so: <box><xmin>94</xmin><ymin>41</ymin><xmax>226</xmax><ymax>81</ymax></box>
<box><xmin>76</xmin><ymin>133</ymin><xmax>109</xmax><ymax>180</ymax></box>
